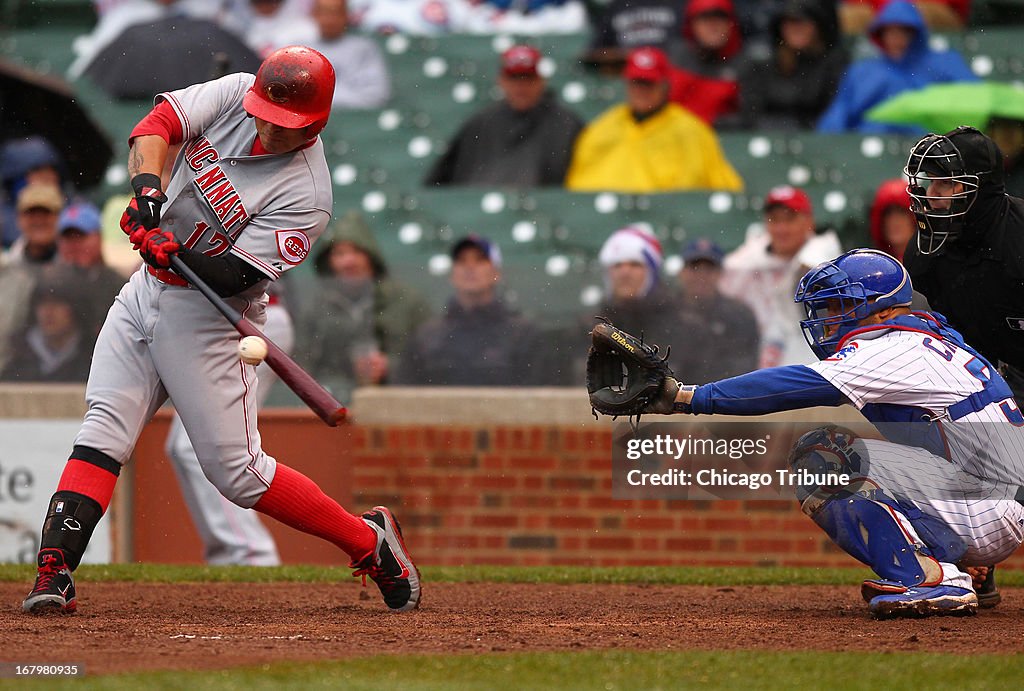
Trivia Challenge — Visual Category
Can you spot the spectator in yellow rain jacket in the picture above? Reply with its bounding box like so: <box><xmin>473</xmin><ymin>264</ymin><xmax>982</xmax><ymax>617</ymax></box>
<box><xmin>565</xmin><ymin>47</ymin><xmax>743</xmax><ymax>193</ymax></box>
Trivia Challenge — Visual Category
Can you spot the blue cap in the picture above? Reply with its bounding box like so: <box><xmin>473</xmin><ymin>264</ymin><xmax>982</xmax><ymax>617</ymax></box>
<box><xmin>58</xmin><ymin>201</ymin><xmax>102</xmax><ymax>235</ymax></box>
<box><xmin>452</xmin><ymin>234</ymin><xmax>502</xmax><ymax>267</ymax></box>
<box><xmin>681</xmin><ymin>238</ymin><xmax>724</xmax><ymax>266</ymax></box>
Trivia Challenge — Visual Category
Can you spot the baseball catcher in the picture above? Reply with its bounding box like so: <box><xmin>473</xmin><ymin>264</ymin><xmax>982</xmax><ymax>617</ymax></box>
<box><xmin>588</xmin><ymin>249</ymin><xmax>1024</xmax><ymax>618</ymax></box>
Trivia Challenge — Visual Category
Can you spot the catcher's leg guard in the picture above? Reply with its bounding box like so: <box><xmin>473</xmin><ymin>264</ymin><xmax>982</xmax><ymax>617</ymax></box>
<box><xmin>788</xmin><ymin>425</ymin><xmax>863</xmax><ymax>508</ymax></box>
<box><xmin>808</xmin><ymin>489</ymin><xmax>944</xmax><ymax>587</ymax></box>
<box><xmin>789</xmin><ymin>426</ymin><xmax>966</xmax><ymax>588</ymax></box>
<box><xmin>789</xmin><ymin>426</ymin><xmax>968</xmax><ymax>566</ymax></box>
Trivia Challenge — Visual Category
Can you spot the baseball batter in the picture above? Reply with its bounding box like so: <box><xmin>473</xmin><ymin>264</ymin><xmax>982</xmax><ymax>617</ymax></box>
<box><xmin>606</xmin><ymin>249</ymin><xmax>1024</xmax><ymax>618</ymax></box>
<box><xmin>22</xmin><ymin>46</ymin><xmax>420</xmax><ymax>614</ymax></box>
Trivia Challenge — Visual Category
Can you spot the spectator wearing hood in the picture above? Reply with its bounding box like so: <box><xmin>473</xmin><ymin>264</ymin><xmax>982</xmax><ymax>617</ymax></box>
<box><xmin>729</xmin><ymin>0</ymin><xmax>838</xmax><ymax>52</ymax></box>
<box><xmin>0</xmin><ymin>265</ymin><xmax>93</xmax><ymax>383</ymax></box>
<box><xmin>0</xmin><ymin>137</ymin><xmax>69</xmax><ymax>249</ymax></box>
<box><xmin>394</xmin><ymin>235</ymin><xmax>544</xmax><ymax>386</ymax></box>
<box><xmin>666</xmin><ymin>0</ymin><xmax>744</xmax><ymax>127</ymax></box>
<box><xmin>818</xmin><ymin>0</ymin><xmax>976</xmax><ymax>134</ymax></box>
<box><xmin>869</xmin><ymin>178</ymin><xmax>916</xmax><ymax>262</ymax></box>
<box><xmin>567</xmin><ymin>47</ymin><xmax>743</xmax><ymax>193</ymax></box>
<box><xmin>987</xmin><ymin>117</ymin><xmax>1024</xmax><ymax>198</ymax></box>
<box><xmin>736</xmin><ymin>0</ymin><xmax>848</xmax><ymax>130</ymax></box>
<box><xmin>840</xmin><ymin>0</ymin><xmax>971</xmax><ymax>34</ymax></box>
<box><xmin>719</xmin><ymin>185</ymin><xmax>842</xmax><ymax>367</ymax></box>
<box><xmin>425</xmin><ymin>45</ymin><xmax>584</xmax><ymax>187</ymax></box>
<box><xmin>295</xmin><ymin>211</ymin><xmax>430</xmax><ymax>401</ymax></box>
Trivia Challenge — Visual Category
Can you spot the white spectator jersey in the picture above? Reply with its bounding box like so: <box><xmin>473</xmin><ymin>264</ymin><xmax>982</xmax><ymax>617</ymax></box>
<box><xmin>158</xmin><ymin>73</ymin><xmax>332</xmax><ymax>296</ymax></box>
<box><xmin>809</xmin><ymin>321</ymin><xmax>1024</xmax><ymax>492</ymax></box>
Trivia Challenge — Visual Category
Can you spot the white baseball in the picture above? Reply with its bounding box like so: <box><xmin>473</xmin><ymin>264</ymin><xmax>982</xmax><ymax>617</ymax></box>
<box><xmin>238</xmin><ymin>336</ymin><xmax>268</xmax><ymax>366</ymax></box>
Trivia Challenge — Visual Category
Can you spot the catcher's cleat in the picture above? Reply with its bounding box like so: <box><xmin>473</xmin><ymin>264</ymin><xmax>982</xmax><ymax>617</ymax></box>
<box><xmin>968</xmin><ymin>565</ymin><xmax>1001</xmax><ymax>609</ymax></box>
<box><xmin>351</xmin><ymin>506</ymin><xmax>421</xmax><ymax>612</ymax></box>
<box><xmin>868</xmin><ymin>584</ymin><xmax>977</xmax><ymax>619</ymax></box>
<box><xmin>22</xmin><ymin>548</ymin><xmax>77</xmax><ymax>615</ymax></box>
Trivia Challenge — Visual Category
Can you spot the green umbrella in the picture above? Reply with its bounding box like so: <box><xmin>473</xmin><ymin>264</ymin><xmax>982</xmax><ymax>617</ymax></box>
<box><xmin>866</xmin><ymin>81</ymin><xmax>1024</xmax><ymax>133</ymax></box>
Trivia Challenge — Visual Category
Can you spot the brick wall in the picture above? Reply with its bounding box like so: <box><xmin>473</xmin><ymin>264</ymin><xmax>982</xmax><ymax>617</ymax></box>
<box><xmin>117</xmin><ymin>385</ymin><xmax>1024</xmax><ymax>570</ymax></box>
<box><xmin>347</xmin><ymin>423</ymin><xmax>1001</xmax><ymax>569</ymax></box>
<box><xmin>343</xmin><ymin>390</ymin><xmax>1024</xmax><ymax>570</ymax></box>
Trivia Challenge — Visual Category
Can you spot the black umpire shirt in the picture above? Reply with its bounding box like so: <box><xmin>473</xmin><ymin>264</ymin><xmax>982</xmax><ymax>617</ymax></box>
<box><xmin>903</xmin><ymin>192</ymin><xmax>1024</xmax><ymax>373</ymax></box>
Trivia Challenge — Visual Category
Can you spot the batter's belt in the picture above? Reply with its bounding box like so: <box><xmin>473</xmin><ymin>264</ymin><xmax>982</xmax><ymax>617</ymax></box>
<box><xmin>148</xmin><ymin>264</ymin><xmax>189</xmax><ymax>287</ymax></box>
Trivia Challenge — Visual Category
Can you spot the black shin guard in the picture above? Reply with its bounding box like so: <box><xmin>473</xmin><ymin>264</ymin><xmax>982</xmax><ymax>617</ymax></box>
<box><xmin>40</xmin><ymin>492</ymin><xmax>103</xmax><ymax>571</ymax></box>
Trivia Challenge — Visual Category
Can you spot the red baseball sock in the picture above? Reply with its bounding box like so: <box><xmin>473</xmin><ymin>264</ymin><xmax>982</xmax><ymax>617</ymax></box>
<box><xmin>57</xmin><ymin>459</ymin><xmax>118</xmax><ymax>512</ymax></box>
<box><xmin>253</xmin><ymin>463</ymin><xmax>376</xmax><ymax>562</ymax></box>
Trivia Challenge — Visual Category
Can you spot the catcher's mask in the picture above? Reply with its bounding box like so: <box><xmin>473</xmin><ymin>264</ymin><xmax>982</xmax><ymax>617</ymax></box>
<box><xmin>794</xmin><ymin>249</ymin><xmax>913</xmax><ymax>360</ymax></box>
<box><xmin>904</xmin><ymin>127</ymin><xmax>984</xmax><ymax>255</ymax></box>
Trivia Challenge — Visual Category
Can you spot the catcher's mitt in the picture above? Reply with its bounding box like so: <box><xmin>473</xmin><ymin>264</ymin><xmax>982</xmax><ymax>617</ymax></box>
<box><xmin>586</xmin><ymin>319</ymin><xmax>680</xmax><ymax>417</ymax></box>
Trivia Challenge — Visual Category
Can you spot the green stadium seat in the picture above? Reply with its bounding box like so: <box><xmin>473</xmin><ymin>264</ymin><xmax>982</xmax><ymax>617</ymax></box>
<box><xmin>1</xmin><ymin>0</ymin><xmax>95</xmax><ymax>29</ymax></box>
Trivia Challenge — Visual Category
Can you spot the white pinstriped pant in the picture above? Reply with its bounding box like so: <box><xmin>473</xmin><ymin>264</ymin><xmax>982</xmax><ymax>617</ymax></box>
<box><xmin>854</xmin><ymin>438</ymin><xmax>1024</xmax><ymax>565</ymax></box>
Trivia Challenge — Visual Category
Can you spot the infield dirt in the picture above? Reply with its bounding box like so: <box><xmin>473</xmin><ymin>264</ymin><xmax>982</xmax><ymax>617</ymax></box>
<box><xmin>2</xmin><ymin>583</ymin><xmax>1023</xmax><ymax>674</ymax></box>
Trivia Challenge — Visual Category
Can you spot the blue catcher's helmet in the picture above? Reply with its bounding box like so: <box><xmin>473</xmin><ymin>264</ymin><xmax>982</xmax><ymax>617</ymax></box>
<box><xmin>794</xmin><ymin>249</ymin><xmax>914</xmax><ymax>359</ymax></box>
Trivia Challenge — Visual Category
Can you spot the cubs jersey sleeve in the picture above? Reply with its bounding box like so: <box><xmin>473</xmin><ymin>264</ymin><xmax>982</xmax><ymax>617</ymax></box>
<box><xmin>154</xmin><ymin>73</ymin><xmax>332</xmax><ymax>289</ymax></box>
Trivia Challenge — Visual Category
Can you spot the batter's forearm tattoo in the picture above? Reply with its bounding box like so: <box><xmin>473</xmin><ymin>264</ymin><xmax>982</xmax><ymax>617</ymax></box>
<box><xmin>128</xmin><ymin>143</ymin><xmax>144</xmax><ymax>179</ymax></box>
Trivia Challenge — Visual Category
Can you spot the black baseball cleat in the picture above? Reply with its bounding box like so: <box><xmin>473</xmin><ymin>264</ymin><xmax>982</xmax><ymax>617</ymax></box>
<box><xmin>351</xmin><ymin>506</ymin><xmax>421</xmax><ymax>612</ymax></box>
<box><xmin>22</xmin><ymin>548</ymin><xmax>77</xmax><ymax>615</ymax></box>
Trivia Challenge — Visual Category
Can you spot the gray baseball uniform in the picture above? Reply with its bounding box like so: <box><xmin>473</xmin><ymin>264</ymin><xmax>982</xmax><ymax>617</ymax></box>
<box><xmin>75</xmin><ymin>73</ymin><xmax>331</xmax><ymax>507</ymax></box>
<box><xmin>165</xmin><ymin>300</ymin><xmax>293</xmax><ymax>565</ymax></box>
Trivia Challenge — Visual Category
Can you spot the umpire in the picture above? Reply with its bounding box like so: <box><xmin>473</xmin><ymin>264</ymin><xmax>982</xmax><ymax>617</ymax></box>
<box><xmin>902</xmin><ymin>125</ymin><xmax>1024</xmax><ymax>609</ymax></box>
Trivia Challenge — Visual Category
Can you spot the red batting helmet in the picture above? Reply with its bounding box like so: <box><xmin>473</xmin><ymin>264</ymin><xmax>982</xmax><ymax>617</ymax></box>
<box><xmin>243</xmin><ymin>46</ymin><xmax>335</xmax><ymax>136</ymax></box>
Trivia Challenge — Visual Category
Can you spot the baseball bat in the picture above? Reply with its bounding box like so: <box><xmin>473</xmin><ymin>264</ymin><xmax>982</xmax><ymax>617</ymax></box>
<box><xmin>168</xmin><ymin>255</ymin><xmax>347</xmax><ymax>427</ymax></box>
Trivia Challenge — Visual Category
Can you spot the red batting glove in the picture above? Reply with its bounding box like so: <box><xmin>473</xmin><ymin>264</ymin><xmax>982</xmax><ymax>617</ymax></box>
<box><xmin>128</xmin><ymin>223</ymin><xmax>148</xmax><ymax>250</ymax></box>
<box><xmin>138</xmin><ymin>228</ymin><xmax>180</xmax><ymax>268</ymax></box>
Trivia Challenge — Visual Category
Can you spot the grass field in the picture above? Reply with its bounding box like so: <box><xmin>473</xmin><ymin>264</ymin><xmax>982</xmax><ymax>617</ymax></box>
<box><xmin>2</xmin><ymin>564</ymin><xmax>1023</xmax><ymax>690</ymax></box>
<box><xmin>4</xmin><ymin>563</ymin><xmax>1024</xmax><ymax>586</ymax></box>
<box><xmin>7</xmin><ymin>650</ymin><xmax>1024</xmax><ymax>691</ymax></box>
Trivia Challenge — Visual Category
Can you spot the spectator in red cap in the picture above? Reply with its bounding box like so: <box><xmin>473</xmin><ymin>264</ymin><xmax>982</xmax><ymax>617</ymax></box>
<box><xmin>720</xmin><ymin>185</ymin><xmax>842</xmax><ymax>367</ymax></box>
<box><xmin>566</xmin><ymin>47</ymin><xmax>742</xmax><ymax>193</ymax></box>
<box><xmin>424</xmin><ymin>44</ymin><xmax>584</xmax><ymax>187</ymax></box>
<box><xmin>868</xmin><ymin>178</ymin><xmax>916</xmax><ymax>262</ymax></box>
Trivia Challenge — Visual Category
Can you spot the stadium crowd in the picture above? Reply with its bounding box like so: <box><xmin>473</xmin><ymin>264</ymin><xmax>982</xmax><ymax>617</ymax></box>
<box><xmin>2</xmin><ymin>0</ymin><xmax>1022</xmax><ymax>395</ymax></box>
